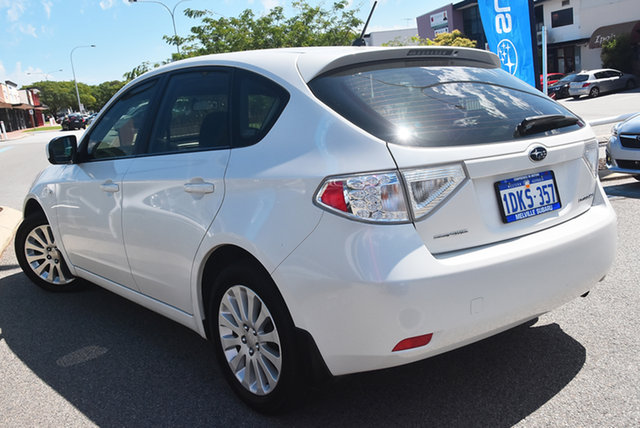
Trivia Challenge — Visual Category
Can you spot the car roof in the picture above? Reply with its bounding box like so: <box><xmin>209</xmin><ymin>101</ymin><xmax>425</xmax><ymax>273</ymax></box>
<box><xmin>132</xmin><ymin>46</ymin><xmax>500</xmax><ymax>88</ymax></box>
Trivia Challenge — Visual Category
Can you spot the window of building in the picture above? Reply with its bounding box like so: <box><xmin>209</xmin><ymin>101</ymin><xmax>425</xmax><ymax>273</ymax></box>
<box><xmin>551</xmin><ymin>8</ymin><xmax>573</xmax><ymax>28</ymax></box>
<box><xmin>462</xmin><ymin>6</ymin><xmax>486</xmax><ymax>49</ymax></box>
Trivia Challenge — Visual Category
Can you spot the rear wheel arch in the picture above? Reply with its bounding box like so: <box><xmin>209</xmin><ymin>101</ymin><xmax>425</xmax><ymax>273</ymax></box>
<box><xmin>200</xmin><ymin>245</ymin><xmax>283</xmax><ymax>337</ymax></box>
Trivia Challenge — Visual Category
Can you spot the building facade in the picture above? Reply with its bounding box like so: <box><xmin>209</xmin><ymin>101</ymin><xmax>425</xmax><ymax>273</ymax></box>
<box><xmin>415</xmin><ymin>0</ymin><xmax>640</xmax><ymax>75</ymax></box>
<box><xmin>0</xmin><ymin>81</ymin><xmax>46</xmax><ymax>133</ymax></box>
<box><xmin>364</xmin><ymin>28</ymin><xmax>419</xmax><ymax>46</ymax></box>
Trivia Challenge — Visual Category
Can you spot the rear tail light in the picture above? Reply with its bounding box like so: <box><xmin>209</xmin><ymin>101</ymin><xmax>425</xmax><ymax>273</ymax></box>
<box><xmin>583</xmin><ymin>139</ymin><xmax>599</xmax><ymax>178</ymax></box>
<box><xmin>402</xmin><ymin>165</ymin><xmax>466</xmax><ymax>220</ymax></box>
<box><xmin>315</xmin><ymin>172</ymin><xmax>410</xmax><ymax>223</ymax></box>
<box><xmin>315</xmin><ymin>165</ymin><xmax>466</xmax><ymax>223</ymax></box>
<box><xmin>582</xmin><ymin>83</ymin><xmax>591</xmax><ymax>88</ymax></box>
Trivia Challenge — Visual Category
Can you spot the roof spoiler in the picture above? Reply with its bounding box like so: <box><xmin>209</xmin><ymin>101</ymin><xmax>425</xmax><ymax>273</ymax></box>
<box><xmin>302</xmin><ymin>47</ymin><xmax>501</xmax><ymax>81</ymax></box>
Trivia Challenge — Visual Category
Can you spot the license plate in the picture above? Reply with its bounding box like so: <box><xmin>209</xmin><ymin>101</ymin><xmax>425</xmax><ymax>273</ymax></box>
<box><xmin>495</xmin><ymin>171</ymin><xmax>561</xmax><ymax>223</ymax></box>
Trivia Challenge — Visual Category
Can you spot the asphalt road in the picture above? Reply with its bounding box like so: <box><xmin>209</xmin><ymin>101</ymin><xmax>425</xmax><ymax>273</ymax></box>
<box><xmin>1</xmin><ymin>93</ymin><xmax>639</xmax><ymax>426</ymax></box>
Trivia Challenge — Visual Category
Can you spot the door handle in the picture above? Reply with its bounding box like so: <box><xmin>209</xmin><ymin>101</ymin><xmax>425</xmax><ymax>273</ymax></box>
<box><xmin>100</xmin><ymin>180</ymin><xmax>119</xmax><ymax>193</ymax></box>
<box><xmin>184</xmin><ymin>182</ymin><xmax>215</xmax><ymax>194</ymax></box>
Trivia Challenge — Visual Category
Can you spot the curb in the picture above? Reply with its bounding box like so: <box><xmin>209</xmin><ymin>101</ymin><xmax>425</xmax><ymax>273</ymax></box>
<box><xmin>0</xmin><ymin>207</ymin><xmax>22</xmax><ymax>257</ymax></box>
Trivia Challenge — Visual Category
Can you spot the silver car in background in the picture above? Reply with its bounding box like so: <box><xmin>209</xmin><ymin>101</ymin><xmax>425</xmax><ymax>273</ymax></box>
<box><xmin>606</xmin><ymin>113</ymin><xmax>640</xmax><ymax>179</ymax></box>
<box><xmin>569</xmin><ymin>68</ymin><xmax>636</xmax><ymax>99</ymax></box>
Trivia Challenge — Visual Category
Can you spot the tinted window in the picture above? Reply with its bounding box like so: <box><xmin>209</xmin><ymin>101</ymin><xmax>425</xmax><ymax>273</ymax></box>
<box><xmin>557</xmin><ymin>73</ymin><xmax>578</xmax><ymax>83</ymax></box>
<box><xmin>574</xmin><ymin>74</ymin><xmax>589</xmax><ymax>82</ymax></box>
<box><xmin>148</xmin><ymin>70</ymin><xmax>230</xmax><ymax>154</ymax></box>
<box><xmin>551</xmin><ymin>8</ymin><xmax>573</xmax><ymax>28</ymax></box>
<box><xmin>85</xmin><ymin>81</ymin><xmax>157</xmax><ymax>160</ymax></box>
<box><xmin>233</xmin><ymin>69</ymin><xmax>289</xmax><ymax>147</ymax></box>
<box><xmin>595</xmin><ymin>72</ymin><xmax>607</xmax><ymax>79</ymax></box>
<box><xmin>309</xmin><ymin>61</ymin><xmax>581</xmax><ymax>147</ymax></box>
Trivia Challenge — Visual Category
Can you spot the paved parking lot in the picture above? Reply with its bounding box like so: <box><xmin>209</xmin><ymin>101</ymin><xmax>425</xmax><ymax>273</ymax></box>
<box><xmin>0</xmin><ymin>92</ymin><xmax>639</xmax><ymax>426</ymax></box>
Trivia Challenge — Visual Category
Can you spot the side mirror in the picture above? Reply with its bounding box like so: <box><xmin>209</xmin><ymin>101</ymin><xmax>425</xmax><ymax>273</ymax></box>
<box><xmin>47</xmin><ymin>135</ymin><xmax>78</xmax><ymax>164</ymax></box>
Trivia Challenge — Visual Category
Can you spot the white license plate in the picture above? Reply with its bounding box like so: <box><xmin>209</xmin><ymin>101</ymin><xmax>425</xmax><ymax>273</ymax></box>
<box><xmin>495</xmin><ymin>171</ymin><xmax>561</xmax><ymax>223</ymax></box>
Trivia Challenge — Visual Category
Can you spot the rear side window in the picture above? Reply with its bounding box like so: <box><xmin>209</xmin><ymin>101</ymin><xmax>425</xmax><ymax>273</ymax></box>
<box><xmin>233</xmin><ymin>69</ymin><xmax>290</xmax><ymax>148</ymax></box>
<box><xmin>309</xmin><ymin>61</ymin><xmax>582</xmax><ymax>147</ymax></box>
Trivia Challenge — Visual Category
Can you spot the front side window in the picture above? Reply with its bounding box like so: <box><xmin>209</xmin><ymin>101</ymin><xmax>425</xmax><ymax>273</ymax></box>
<box><xmin>148</xmin><ymin>70</ymin><xmax>230</xmax><ymax>154</ymax></box>
<box><xmin>84</xmin><ymin>81</ymin><xmax>157</xmax><ymax>160</ymax></box>
<box><xmin>309</xmin><ymin>60</ymin><xmax>581</xmax><ymax>147</ymax></box>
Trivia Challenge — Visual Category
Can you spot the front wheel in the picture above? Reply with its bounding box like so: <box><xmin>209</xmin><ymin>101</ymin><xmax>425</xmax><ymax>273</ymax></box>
<box><xmin>209</xmin><ymin>263</ymin><xmax>300</xmax><ymax>413</ymax></box>
<box><xmin>14</xmin><ymin>213</ymin><xmax>79</xmax><ymax>292</ymax></box>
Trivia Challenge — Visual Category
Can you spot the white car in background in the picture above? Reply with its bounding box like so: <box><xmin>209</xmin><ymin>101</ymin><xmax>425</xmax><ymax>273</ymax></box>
<box><xmin>15</xmin><ymin>46</ymin><xmax>616</xmax><ymax>412</ymax></box>
<box><xmin>569</xmin><ymin>68</ymin><xmax>636</xmax><ymax>99</ymax></box>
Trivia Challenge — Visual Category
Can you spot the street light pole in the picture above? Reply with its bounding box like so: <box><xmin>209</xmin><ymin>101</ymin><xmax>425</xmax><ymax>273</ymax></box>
<box><xmin>26</xmin><ymin>69</ymin><xmax>63</xmax><ymax>81</ymax></box>
<box><xmin>70</xmin><ymin>44</ymin><xmax>95</xmax><ymax>114</ymax></box>
<box><xmin>129</xmin><ymin>0</ymin><xmax>191</xmax><ymax>56</ymax></box>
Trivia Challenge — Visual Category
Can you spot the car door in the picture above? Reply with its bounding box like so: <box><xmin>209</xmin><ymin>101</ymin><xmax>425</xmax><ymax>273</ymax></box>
<box><xmin>55</xmin><ymin>80</ymin><xmax>159</xmax><ymax>289</ymax></box>
<box><xmin>608</xmin><ymin>70</ymin><xmax>623</xmax><ymax>91</ymax></box>
<box><xmin>121</xmin><ymin>69</ymin><xmax>231</xmax><ymax>313</ymax></box>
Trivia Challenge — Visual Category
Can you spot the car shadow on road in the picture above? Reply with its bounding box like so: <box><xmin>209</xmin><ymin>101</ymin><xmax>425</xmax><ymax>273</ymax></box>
<box><xmin>0</xmin><ymin>260</ymin><xmax>586</xmax><ymax>427</ymax></box>
<box><xmin>604</xmin><ymin>180</ymin><xmax>640</xmax><ymax>199</ymax></box>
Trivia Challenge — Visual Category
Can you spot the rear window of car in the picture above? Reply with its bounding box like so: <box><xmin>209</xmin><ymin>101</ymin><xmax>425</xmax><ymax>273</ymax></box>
<box><xmin>309</xmin><ymin>60</ymin><xmax>582</xmax><ymax>147</ymax></box>
<box><xmin>574</xmin><ymin>74</ymin><xmax>589</xmax><ymax>82</ymax></box>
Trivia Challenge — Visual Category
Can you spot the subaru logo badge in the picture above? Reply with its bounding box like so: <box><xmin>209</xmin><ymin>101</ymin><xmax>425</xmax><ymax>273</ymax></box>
<box><xmin>529</xmin><ymin>147</ymin><xmax>547</xmax><ymax>162</ymax></box>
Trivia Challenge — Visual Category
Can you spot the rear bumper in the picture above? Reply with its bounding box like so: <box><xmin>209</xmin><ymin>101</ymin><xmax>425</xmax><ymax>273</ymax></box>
<box><xmin>273</xmin><ymin>184</ymin><xmax>616</xmax><ymax>376</ymax></box>
<box><xmin>569</xmin><ymin>87</ymin><xmax>590</xmax><ymax>97</ymax></box>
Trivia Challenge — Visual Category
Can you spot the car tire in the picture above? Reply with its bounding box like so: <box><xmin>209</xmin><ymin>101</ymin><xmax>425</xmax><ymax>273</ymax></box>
<box><xmin>589</xmin><ymin>87</ymin><xmax>600</xmax><ymax>98</ymax></box>
<box><xmin>209</xmin><ymin>262</ymin><xmax>300</xmax><ymax>413</ymax></box>
<box><xmin>14</xmin><ymin>213</ymin><xmax>79</xmax><ymax>292</ymax></box>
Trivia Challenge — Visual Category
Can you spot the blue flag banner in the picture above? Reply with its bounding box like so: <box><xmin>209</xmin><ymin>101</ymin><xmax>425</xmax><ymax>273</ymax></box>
<box><xmin>478</xmin><ymin>0</ymin><xmax>536</xmax><ymax>87</ymax></box>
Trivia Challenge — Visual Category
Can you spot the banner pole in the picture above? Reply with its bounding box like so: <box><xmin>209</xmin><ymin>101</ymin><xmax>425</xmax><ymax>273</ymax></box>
<box><xmin>542</xmin><ymin>25</ymin><xmax>548</xmax><ymax>96</ymax></box>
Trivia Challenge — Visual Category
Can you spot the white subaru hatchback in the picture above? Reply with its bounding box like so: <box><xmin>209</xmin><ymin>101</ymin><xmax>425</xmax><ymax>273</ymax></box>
<box><xmin>15</xmin><ymin>46</ymin><xmax>616</xmax><ymax>412</ymax></box>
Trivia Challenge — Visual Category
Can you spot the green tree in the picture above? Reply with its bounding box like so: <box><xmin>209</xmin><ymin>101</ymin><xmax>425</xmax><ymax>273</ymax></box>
<box><xmin>26</xmin><ymin>79</ymin><xmax>126</xmax><ymax>114</ymax></box>
<box><xmin>168</xmin><ymin>0</ymin><xmax>362</xmax><ymax>59</ymax></box>
<box><xmin>384</xmin><ymin>30</ymin><xmax>477</xmax><ymax>48</ymax></box>
<box><xmin>122</xmin><ymin>60</ymin><xmax>169</xmax><ymax>82</ymax></box>
<box><xmin>25</xmin><ymin>80</ymin><xmax>76</xmax><ymax>114</ymax></box>
<box><xmin>601</xmin><ymin>34</ymin><xmax>633</xmax><ymax>73</ymax></box>
<box><xmin>93</xmin><ymin>80</ymin><xmax>127</xmax><ymax>109</ymax></box>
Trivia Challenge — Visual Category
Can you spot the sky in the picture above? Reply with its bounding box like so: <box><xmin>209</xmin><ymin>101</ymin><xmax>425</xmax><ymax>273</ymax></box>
<box><xmin>0</xmin><ymin>0</ymin><xmax>446</xmax><ymax>87</ymax></box>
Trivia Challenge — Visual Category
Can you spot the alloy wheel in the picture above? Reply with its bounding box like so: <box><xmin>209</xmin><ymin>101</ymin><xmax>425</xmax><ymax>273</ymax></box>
<box><xmin>24</xmin><ymin>224</ymin><xmax>74</xmax><ymax>285</ymax></box>
<box><xmin>218</xmin><ymin>285</ymin><xmax>282</xmax><ymax>396</ymax></box>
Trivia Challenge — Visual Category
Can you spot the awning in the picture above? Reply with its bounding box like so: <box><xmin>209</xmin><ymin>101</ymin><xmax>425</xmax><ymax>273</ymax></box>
<box><xmin>11</xmin><ymin>103</ymin><xmax>33</xmax><ymax>110</ymax></box>
<box><xmin>589</xmin><ymin>20</ymin><xmax>640</xmax><ymax>49</ymax></box>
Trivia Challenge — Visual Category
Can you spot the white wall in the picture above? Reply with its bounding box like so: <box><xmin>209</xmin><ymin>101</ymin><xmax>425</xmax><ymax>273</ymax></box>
<box><xmin>365</xmin><ymin>28</ymin><xmax>419</xmax><ymax>46</ymax></box>
<box><xmin>544</xmin><ymin>0</ymin><xmax>640</xmax><ymax>44</ymax></box>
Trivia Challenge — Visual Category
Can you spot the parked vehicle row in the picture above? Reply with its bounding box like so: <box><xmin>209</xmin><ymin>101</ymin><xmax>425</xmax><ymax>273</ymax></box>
<box><xmin>547</xmin><ymin>68</ymin><xmax>636</xmax><ymax>100</ymax></box>
<box><xmin>59</xmin><ymin>112</ymin><xmax>98</xmax><ymax>130</ymax></box>
<box><xmin>15</xmin><ymin>46</ymin><xmax>617</xmax><ymax>413</ymax></box>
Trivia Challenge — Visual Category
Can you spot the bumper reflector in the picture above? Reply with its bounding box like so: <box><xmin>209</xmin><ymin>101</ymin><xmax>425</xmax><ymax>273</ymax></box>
<box><xmin>392</xmin><ymin>333</ymin><xmax>433</xmax><ymax>352</ymax></box>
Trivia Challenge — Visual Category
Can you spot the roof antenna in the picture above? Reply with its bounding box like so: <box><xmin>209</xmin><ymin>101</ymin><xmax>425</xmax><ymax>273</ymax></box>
<box><xmin>352</xmin><ymin>1</ymin><xmax>377</xmax><ymax>46</ymax></box>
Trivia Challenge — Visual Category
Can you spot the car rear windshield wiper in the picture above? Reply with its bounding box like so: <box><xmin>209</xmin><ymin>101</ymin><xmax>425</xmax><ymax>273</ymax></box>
<box><xmin>514</xmin><ymin>114</ymin><xmax>581</xmax><ymax>137</ymax></box>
